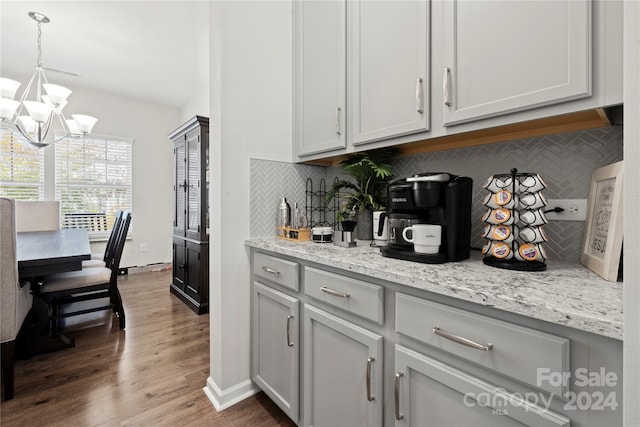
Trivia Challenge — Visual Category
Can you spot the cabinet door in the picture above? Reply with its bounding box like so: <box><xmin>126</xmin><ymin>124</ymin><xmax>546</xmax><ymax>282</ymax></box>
<box><xmin>185</xmin><ymin>128</ymin><xmax>202</xmax><ymax>240</ymax></box>
<box><xmin>295</xmin><ymin>0</ymin><xmax>347</xmax><ymax>156</ymax></box>
<box><xmin>394</xmin><ymin>345</ymin><xmax>569</xmax><ymax>427</ymax></box>
<box><xmin>173</xmin><ymin>140</ymin><xmax>186</xmax><ymax>236</ymax></box>
<box><xmin>351</xmin><ymin>0</ymin><xmax>429</xmax><ymax>145</ymax></box>
<box><xmin>442</xmin><ymin>0</ymin><xmax>591</xmax><ymax>126</ymax></box>
<box><xmin>184</xmin><ymin>241</ymin><xmax>202</xmax><ymax>304</ymax></box>
<box><xmin>252</xmin><ymin>283</ymin><xmax>299</xmax><ymax>422</ymax></box>
<box><xmin>303</xmin><ymin>304</ymin><xmax>383</xmax><ymax>427</ymax></box>
<box><xmin>172</xmin><ymin>237</ymin><xmax>186</xmax><ymax>291</ymax></box>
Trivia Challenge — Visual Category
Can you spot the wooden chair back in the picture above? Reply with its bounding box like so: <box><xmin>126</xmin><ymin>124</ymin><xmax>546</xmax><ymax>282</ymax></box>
<box><xmin>102</xmin><ymin>211</ymin><xmax>124</xmax><ymax>263</ymax></box>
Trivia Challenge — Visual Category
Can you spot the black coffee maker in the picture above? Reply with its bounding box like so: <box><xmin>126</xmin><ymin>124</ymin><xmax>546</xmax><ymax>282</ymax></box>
<box><xmin>380</xmin><ymin>173</ymin><xmax>473</xmax><ymax>264</ymax></box>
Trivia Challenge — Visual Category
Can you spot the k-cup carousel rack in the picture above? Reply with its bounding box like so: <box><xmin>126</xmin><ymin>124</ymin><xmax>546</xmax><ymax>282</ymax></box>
<box><xmin>481</xmin><ymin>168</ymin><xmax>548</xmax><ymax>272</ymax></box>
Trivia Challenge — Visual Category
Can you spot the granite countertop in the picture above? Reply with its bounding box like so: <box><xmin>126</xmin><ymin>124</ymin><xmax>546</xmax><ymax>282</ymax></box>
<box><xmin>246</xmin><ymin>237</ymin><xmax>623</xmax><ymax>340</ymax></box>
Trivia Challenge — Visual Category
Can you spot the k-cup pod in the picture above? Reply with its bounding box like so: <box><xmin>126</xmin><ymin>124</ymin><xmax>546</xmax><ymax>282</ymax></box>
<box><xmin>502</xmin><ymin>176</ymin><xmax>520</xmax><ymax>193</ymax></box>
<box><xmin>490</xmin><ymin>241</ymin><xmax>513</xmax><ymax>259</ymax></box>
<box><xmin>482</xmin><ymin>224</ymin><xmax>516</xmax><ymax>243</ymax></box>
<box><xmin>519</xmin><ymin>192</ymin><xmax>547</xmax><ymax>209</ymax></box>
<box><xmin>519</xmin><ymin>226</ymin><xmax>548</xmax><ymax>244</ymax></box>
<box><xmin>516</xmin><ymin>242</ymin><xmax>547</xmax><ymax>262</ymax></box>
<box><xmin>482</xmin><ymin>240</ymin><xmax>502</xmax><ymax>256</ymax></box>
<box><xmin>519</xmin><ymin>174</ymin><xmax>547</xmax><ymax>192</ymax></box>
<box><xmin>519</xmin><ymin>209</ymin><xmax>547</xmax><ymax>226</ymax></box>
<box><xmin>482</xmin><ymin>208</ymin><xmax>518</xmax><ymax>225</ymax></box>
<box><xmin>482</xmin><ymin>175</ymin><xmax>510</xmax><ymax>193</ymax></box>
<box><xmin>483</xmin><ymin>191</ymin><xmax>518</xmax><ymax>209</ymax></box>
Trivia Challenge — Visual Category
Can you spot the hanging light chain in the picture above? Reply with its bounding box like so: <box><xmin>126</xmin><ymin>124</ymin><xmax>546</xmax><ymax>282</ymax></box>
<box><xmin>37</xmin><ymin>20</ymin><xmax>43</xmax><ymax>68</ymax></box>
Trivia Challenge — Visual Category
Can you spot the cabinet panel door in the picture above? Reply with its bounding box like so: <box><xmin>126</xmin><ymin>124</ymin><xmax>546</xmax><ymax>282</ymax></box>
<box><xmin>185</xmin><ymin>241</ymin><xmax>202</xmax><ymax>303</ymax></box>
<box><xmin>185</xmin><ymin>128</ymin><xmax>202</xmax><ymax>240</ymax></box>
<box><xmin>295</xmin><ymin>0</ymin><xmax>347</xmax><ymax>156</ymax></box>
<box><xmin>172</xmin><ymin>238</ymin><xmax>186</xmax><ymax>291</ymax></box>
<box><xmin>303</xmin><ymin>304</ymin><xmax>383</xmax><ymax>427</ymax></box>
<box><xmin>394</xmin><ymin>345</ymin><xmax>569</xmax><ymax>427</ymax></box>
<box><xmin>173</xmin><ymin>141</ymin><xmax>186</xmax><ymax>236</ymax></box>
<box><xmin>252</xmin><ymin>283</ymin><xmax>299</xmax><ymax>422</ymax></box>
<box><xmin>442</xmin><ymin>0</ymin><xmax>591</xmax><ymax>126</ymax></box>
<box><xmin>351</xmin><ymin>0</ymin><xmax>429</xmax><ymax>145</ymax></box>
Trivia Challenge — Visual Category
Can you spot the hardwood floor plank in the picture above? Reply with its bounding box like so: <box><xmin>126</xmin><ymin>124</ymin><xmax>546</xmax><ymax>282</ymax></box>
<box><xmin>1</xmin><ymin>271</ymin><xmax>295</xmax><ymax>427</ymax></box>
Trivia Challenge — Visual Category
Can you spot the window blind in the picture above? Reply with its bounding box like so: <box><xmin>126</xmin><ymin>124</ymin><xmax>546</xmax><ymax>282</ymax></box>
<box><xmin>0</xmin><ymin>129</ymin><xmax>45</xmax><ymax>200</ymax></box>
<box><xmin>55</xmin><ymin>135</ymin><xmax>133</xmax><ymax>237</ymax></box>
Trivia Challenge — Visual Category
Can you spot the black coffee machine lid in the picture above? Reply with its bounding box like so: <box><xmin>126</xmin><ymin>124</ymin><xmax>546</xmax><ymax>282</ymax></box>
<box><xmin>406</xmin><ymin>173</ymin><xmax>451</xmax><ymax>182</ymax></box>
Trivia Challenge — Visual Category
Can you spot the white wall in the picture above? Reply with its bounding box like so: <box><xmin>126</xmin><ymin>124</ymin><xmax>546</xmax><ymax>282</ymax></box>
<box><xmin>180</xmin><ymin>1</ymin><xmax>211</xmax><ymax>122</ymax></box>
<box><xmin>205</xmin><ymin>0</ymin><xmax>293</xmax><ymax>410</ymax></box>
<box><xmin>623</xmin><ymin>0</ymin><xmax>640</xmax><ymax>424</ymax></box>
<box><xmin>15</xmin><ymin>78</ymin><xmax>180</xmax><ymax>269</ymax></box>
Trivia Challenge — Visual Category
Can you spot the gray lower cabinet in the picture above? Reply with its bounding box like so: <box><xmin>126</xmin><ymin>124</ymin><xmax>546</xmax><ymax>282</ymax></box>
<box><xmin>251</xmin><ymin>282</ymin><xmax>300</xmax><ymax>421</ymax></box>
<box><xmin>249</xmin><ymin>249</ymin><xmax>622</xmax><ymax>426</ymax></box>
<box><xmin>394</xmin><ymin>345</ymin><xmax>569</xmax><ymax>427</ymax></box>
<box><xmin>303</xmin><ymin>304</ymin><xmax>383</xmax><ymax>427</ymax></box>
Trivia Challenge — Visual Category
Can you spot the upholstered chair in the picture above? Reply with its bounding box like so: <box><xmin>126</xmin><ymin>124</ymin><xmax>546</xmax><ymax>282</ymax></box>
<box><xmin>14</xmin><ymin>200</ymin><xmax>60</xmax><ymax>232</ymax></box>
<box><xmin>1</xmin><ymin>198</ymin><xmax>34</xmax><ymax>401</ymax></box>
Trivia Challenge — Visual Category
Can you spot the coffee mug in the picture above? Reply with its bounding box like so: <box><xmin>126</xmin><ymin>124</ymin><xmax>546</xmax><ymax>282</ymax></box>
<box><xmin>372</xmin><ymin>211</ymin><xmax>388</xmax><ymax>246</ymax></box>
<box><xmin>402</xmin><ymin>224</ymin><xmax>442</xmax><ymax>254</ymax></box>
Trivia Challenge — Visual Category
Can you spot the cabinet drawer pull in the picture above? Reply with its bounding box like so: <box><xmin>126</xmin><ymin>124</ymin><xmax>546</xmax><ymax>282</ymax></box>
<box><xmin>394</xmin><ymin>371</ymin><xmax>404</xmax><ymax>420</ymax></box>
<box><xmin>366</xmin><ymin>357</ymin><xmax>375</xmax><ymax>401</ymax></box>
<box><xmin>335</xmin><ymin>107</ymin><xmax>342</xmax><ymax>135</ymax></box>
<box><xmin>286</xmin><ymin>315</ymin><xmax>294</xmax><ymax>347</ymax></box>
<box><xmin>261</xmin><ymin>266</ymin><xmax>280</xmax><ymax>276</ymax></box>
<box><xmin>443</xmin><ymin>67</ymin><xmax>452</xmax><ymax>107</ymax></box>
<box><xmin>416</xmin><ymin>77</ymin><xmax>424</xmax><ymax>114</ymax></box>
<box><xmin>433</xmin><ymin>326</ymin><xmax>493</xmax><ymax>352</ymax></box>
<box><xmin>320</xmin><ymin>286</ymin><xmax>350</xmax><ymax>299</ymax></box>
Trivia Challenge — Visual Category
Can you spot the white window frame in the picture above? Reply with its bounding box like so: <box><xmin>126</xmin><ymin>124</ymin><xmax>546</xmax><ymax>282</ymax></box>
<box><xmin>54</xmin><ymin>134</ymin><xmax>133</xmax><ymax>240</ymax></box>
<box><xmin>0</xmin><ymin>129</ymin><xmax>45</xmax><ymax>200</ymax></box>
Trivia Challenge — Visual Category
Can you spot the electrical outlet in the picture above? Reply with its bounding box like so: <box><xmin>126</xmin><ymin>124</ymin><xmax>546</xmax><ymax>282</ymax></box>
<box><xmin>140</xmin><ymin>243</ymin><xmax>148</xmax><ymax>252</ymax></box>
<box><xmin>544</xmin><ymin>199</ymin><xmax>588</xmax><ymax>221</ymax></box>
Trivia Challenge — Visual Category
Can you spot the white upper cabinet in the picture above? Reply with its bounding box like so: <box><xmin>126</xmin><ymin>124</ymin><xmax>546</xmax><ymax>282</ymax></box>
<box><xmin>294</xmin><ymin>0</ymin><xmax>347</xmax><ymax>156</ymax></box>
<box><xmin>442</xmin><ymin>0</ymin><xmax>592</xmax><ymax>126</ymax></box>
<box><xmin>350</xmin><ymin>0</ymin><xmax>430</xmax><ymax>145</ymax></box>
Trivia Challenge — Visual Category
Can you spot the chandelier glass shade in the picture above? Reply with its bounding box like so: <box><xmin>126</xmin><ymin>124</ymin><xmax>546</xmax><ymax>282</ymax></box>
<box><xmin>0</xmin><ymin>11</ymin><xmax>98</xmax><ymax>148</ymax></box>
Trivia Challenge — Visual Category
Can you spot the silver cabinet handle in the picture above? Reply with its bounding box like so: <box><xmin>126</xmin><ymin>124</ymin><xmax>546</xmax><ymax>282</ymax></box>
<box><xmin>261</xmin><ymin>266</ymin><xmax>280</xmax><ymax>276</ymax></box>
<box><xmin>433</xmin><ymin>326</ymin><xmax>493</xmax><ymax>352</ymax></box>
<box><xmin>335</xmin><ymin>107</ymin><xmax>342</xmax><ymax>135</ymax></box>
<box><xmin>366</xmin><ymin>357</ymin><xmax>375</xmax><ymax>401</ymax></box>
<box><xmin>443</xmin><ymin>67</ymin><xmax>452</xmax><ymax>107</ymax></box>
<box><xmin>286</xmin><ymin>315</ymin><xmax>294</xmax><ymax>347</ymax></box>
<box><xmin>416</xmin><ymin>77</ymin><xmax>424</xmax><ymax>114</ymax></box>
<box><xmin>394</xmin><ymin>371</ymin><xmax>404</xmax><ymax>420</ymax></box>
<box><xmin>320</xmin><ymin>286</ymin><xmax>350</xmax><ymax>299</ymax></box>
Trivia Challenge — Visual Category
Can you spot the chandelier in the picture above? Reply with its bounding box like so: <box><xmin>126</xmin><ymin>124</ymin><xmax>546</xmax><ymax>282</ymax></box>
<box><xmin>0</xmin><ymin>11</ymin><xmax>98</xmax><ymax>148</ymax></box>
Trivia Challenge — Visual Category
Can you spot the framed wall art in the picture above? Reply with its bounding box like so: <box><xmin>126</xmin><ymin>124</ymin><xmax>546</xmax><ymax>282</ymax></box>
<box><xmin>581</xmin><ymin>160</ymin><xmax>624</xmax><ymax>281</ymax></box>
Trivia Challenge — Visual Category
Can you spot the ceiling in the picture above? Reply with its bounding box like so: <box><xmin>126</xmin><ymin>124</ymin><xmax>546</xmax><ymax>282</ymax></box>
<box><xmin>0</xmin><ymin>1</ymin><xmax>209</xmax><ymax>109</ymax></box>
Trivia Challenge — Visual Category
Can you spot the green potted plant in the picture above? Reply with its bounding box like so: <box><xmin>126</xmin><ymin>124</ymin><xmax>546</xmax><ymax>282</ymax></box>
<box><xmin>326</xmin><ymin>148</ymin><xmax>396</xmax><ymax>240</ymax></box>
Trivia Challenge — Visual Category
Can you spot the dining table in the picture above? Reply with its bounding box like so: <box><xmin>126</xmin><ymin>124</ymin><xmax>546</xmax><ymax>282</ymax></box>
<box><xmin>16</xmin><ymin>228</ymin><xmax>92</xmax><ymax>353</ymax></box>
<box><xmin>17</xmin><ymin>228</ymin><xmax>91</xmax><ymax>280</ymax></box>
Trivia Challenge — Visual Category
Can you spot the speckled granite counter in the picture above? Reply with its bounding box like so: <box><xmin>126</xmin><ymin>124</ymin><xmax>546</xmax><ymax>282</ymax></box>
<box><xmin>246</xmin><ymin>238</ymin><xmax>623</xmax><ymax>340</ymax></box>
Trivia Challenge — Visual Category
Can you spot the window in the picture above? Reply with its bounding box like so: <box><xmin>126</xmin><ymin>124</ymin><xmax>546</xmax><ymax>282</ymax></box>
<box><xmin>0</xmin><ymin>129</ymin><xmax>45</xmax><ymax>200</ymax></box>
<box><xmin>55</xmin><ymin>135</ymin><xmax>133</xmax><ymax>238</ymax></box>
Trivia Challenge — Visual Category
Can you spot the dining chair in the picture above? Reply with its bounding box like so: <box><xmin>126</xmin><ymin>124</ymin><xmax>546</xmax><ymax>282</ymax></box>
<box><xmin>1</xmin><ymin>198</ymin><xmax>34</xmax><ymax>401</ymax></box>
<box><xmin>82</xmin><ymin>211</ymin><xmax>124</xmax><ymax>268</ymax></box>
<box><xmin>14</xmin><ymin>200</ymin><xmax>60</xmax><ymax>232</ymax></box>
<box><xmin>39</xmin><ymin>212</ymin><xmax>131</xmax><ymax>331</ymax></box>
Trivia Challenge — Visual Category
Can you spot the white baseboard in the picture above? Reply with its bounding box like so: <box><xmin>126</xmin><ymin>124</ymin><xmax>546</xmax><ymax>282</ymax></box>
<box><xmin>127</xmin><ymin>262</ymin><xmax>172</xmax><ymax>274</ymax></box>
<box><xmin>203</xmin><ymin>376</ymin><xmax>259</xmax><ymax>411</ymax></box>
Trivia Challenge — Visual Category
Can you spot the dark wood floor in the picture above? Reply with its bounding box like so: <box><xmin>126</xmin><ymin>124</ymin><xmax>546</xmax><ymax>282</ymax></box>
<box><xmin>1</xmin><ymin>270</ymin><xmax>296</xmax><ymax>427</ymax></box>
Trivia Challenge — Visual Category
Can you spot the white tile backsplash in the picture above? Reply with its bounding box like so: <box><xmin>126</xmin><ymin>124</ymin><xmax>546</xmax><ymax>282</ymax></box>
<box><xmin>250</xmin><ymin>126</ymin><xmax>623</xmax><ymax>262</ymax></box>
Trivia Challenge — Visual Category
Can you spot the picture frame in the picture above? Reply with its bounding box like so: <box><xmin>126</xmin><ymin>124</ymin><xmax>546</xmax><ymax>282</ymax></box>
<box><xmin>581</xmin><ymin>160</ymin><xmax>624</xmax><ymax>281</ymax></box>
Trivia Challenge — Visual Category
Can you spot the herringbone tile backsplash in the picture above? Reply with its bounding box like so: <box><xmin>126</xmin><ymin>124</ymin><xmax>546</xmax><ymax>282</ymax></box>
<box><xmin>250</xmin><ymin>126</ymin><xmax>623</xmax><ymax>262</ymax></box>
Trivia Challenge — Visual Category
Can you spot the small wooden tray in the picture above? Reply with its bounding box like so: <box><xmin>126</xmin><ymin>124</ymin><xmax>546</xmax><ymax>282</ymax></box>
<box><xmin>277</xmin><ymin>226</ymin><xmax>311</xmax><ymax>242</ymax></box>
